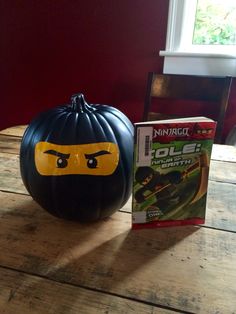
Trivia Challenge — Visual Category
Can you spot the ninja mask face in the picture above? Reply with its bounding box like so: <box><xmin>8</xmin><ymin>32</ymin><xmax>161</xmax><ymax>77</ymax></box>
<box><xmin>35</xmin><ymin>141</ymin><xmax>119</xmax><ymax>176</ymax></box>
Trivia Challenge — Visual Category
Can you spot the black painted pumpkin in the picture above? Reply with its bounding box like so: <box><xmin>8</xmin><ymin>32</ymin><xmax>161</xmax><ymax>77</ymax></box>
<box><xmin>20</xmin><ymin>93</ymin><xmax>134</xmax><ymax>222</ymax></box>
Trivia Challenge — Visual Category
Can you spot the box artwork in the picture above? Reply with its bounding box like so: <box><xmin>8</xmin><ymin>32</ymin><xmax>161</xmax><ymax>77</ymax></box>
<box><xmin>132</xmin><ymin>117</ymin><xmax>217</xmax><ymax>229</ymax></box>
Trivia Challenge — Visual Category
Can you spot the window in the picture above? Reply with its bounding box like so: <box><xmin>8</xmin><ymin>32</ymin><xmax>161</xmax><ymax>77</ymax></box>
<box><xmin>160</xmin><ymin>0</ymin><xmax>236</xmax><ymax>77</ymax></box>
<box><xmin>192</xmin><ymin>0</ymin><xmax>236</xmax><ymax>47</ymax></box>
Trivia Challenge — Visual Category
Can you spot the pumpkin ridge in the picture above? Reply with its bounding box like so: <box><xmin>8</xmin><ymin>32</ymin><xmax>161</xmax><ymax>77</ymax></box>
<box><xmin>95</xmin><ymin>111</ymin><xmax>127</xmax><ymax>209</ymax></box>
<box><xmin>97</xmin><ymin>105</ymin><xmax>134</xmax><ymax>136</ymax></box>
<box><xmin>85</xmin><ymin>111</ymin><xmax>113</xmax><ymax>219</ymax></box>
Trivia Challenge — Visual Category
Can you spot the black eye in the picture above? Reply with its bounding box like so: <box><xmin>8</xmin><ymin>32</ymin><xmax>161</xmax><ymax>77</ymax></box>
<box><xmin>87</xmin><ymin>157</ymin><xmax>97</xmax><ymax>168</ymax></box>
<box><xmin>57</xmin><ymin>157</ymin><xmax>68</xmax><ymax>168</ymax></box>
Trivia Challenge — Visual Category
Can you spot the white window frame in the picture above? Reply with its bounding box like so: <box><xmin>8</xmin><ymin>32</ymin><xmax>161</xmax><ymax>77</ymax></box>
<box><xmin>159</xmin><ymin>0</ymin><xmax>236</xmax><ymax>77</ymax></box>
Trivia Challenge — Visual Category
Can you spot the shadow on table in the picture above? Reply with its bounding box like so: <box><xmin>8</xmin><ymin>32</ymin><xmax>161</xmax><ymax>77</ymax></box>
<box><xmin>1</xmin><ymin>196</ymin><xmax>200</xmax><ymax>311</ymax></box>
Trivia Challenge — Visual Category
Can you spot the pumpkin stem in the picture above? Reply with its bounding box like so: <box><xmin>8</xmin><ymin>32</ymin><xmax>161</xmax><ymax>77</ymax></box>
<box><xmin>70</xmin><ymin>93</ymin><xmax>95</xmax><ymax>113</ymax></box>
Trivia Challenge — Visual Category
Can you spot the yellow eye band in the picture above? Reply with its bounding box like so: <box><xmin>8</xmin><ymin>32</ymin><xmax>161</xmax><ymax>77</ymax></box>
<box><xmin>35</xmin><ymin>141</ymin><xmax>119</xmax><ymax>176</ymax></box>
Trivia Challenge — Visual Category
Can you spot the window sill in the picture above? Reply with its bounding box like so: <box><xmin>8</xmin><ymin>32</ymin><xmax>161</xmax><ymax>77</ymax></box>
<box><xmin>159</xmin><ymin>50</ymin><xmax>236</xmax><ymax>77</ymax></box>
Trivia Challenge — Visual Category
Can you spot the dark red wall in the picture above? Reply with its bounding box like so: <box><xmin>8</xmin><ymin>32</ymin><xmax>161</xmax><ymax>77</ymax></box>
<box><xmin>1</xmin><ymin>0</ymin><xmax>235</xmax><ymax>139</ymax></box>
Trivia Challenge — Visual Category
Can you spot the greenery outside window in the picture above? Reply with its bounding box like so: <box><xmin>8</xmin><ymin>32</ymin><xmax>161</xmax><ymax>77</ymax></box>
<box><xmin>160</xmin><ymin>0</ymin><xmax>236</xmax><ymax>77</ymax></box>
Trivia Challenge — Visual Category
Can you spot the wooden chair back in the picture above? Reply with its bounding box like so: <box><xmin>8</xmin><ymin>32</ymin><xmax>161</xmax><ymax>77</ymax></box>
<box><xmin>143</xmin><ymin>73</ymin><xmax>232</xmax><ymax>143</ymax></box>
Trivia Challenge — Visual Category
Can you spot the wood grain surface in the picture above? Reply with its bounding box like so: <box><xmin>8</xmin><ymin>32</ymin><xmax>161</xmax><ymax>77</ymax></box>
<box><xmin>0</xmin><ymin>126</ymin><xmax>236</xmax><ymax>314</ymax></box>
<box><xmin>1</xmin><ymin>267</ymin><xmax>175</xmax><ymax>314</ymax></box>
<box><xmin>0</xmin><ymin>125</ymin><xmax>27</xmax><ymax>137</ymax></box>
<box><xmin>1</xmin><ymin>190</ymin><xmax>236</xmax><ymax>313</ymax></box>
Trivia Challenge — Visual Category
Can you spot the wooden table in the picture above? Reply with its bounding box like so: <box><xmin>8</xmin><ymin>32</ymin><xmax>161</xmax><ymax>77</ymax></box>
<box><xmin>0</xmin><ymin>126</ymin><xmax>236</xmax><ymax>314</ymax></box>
